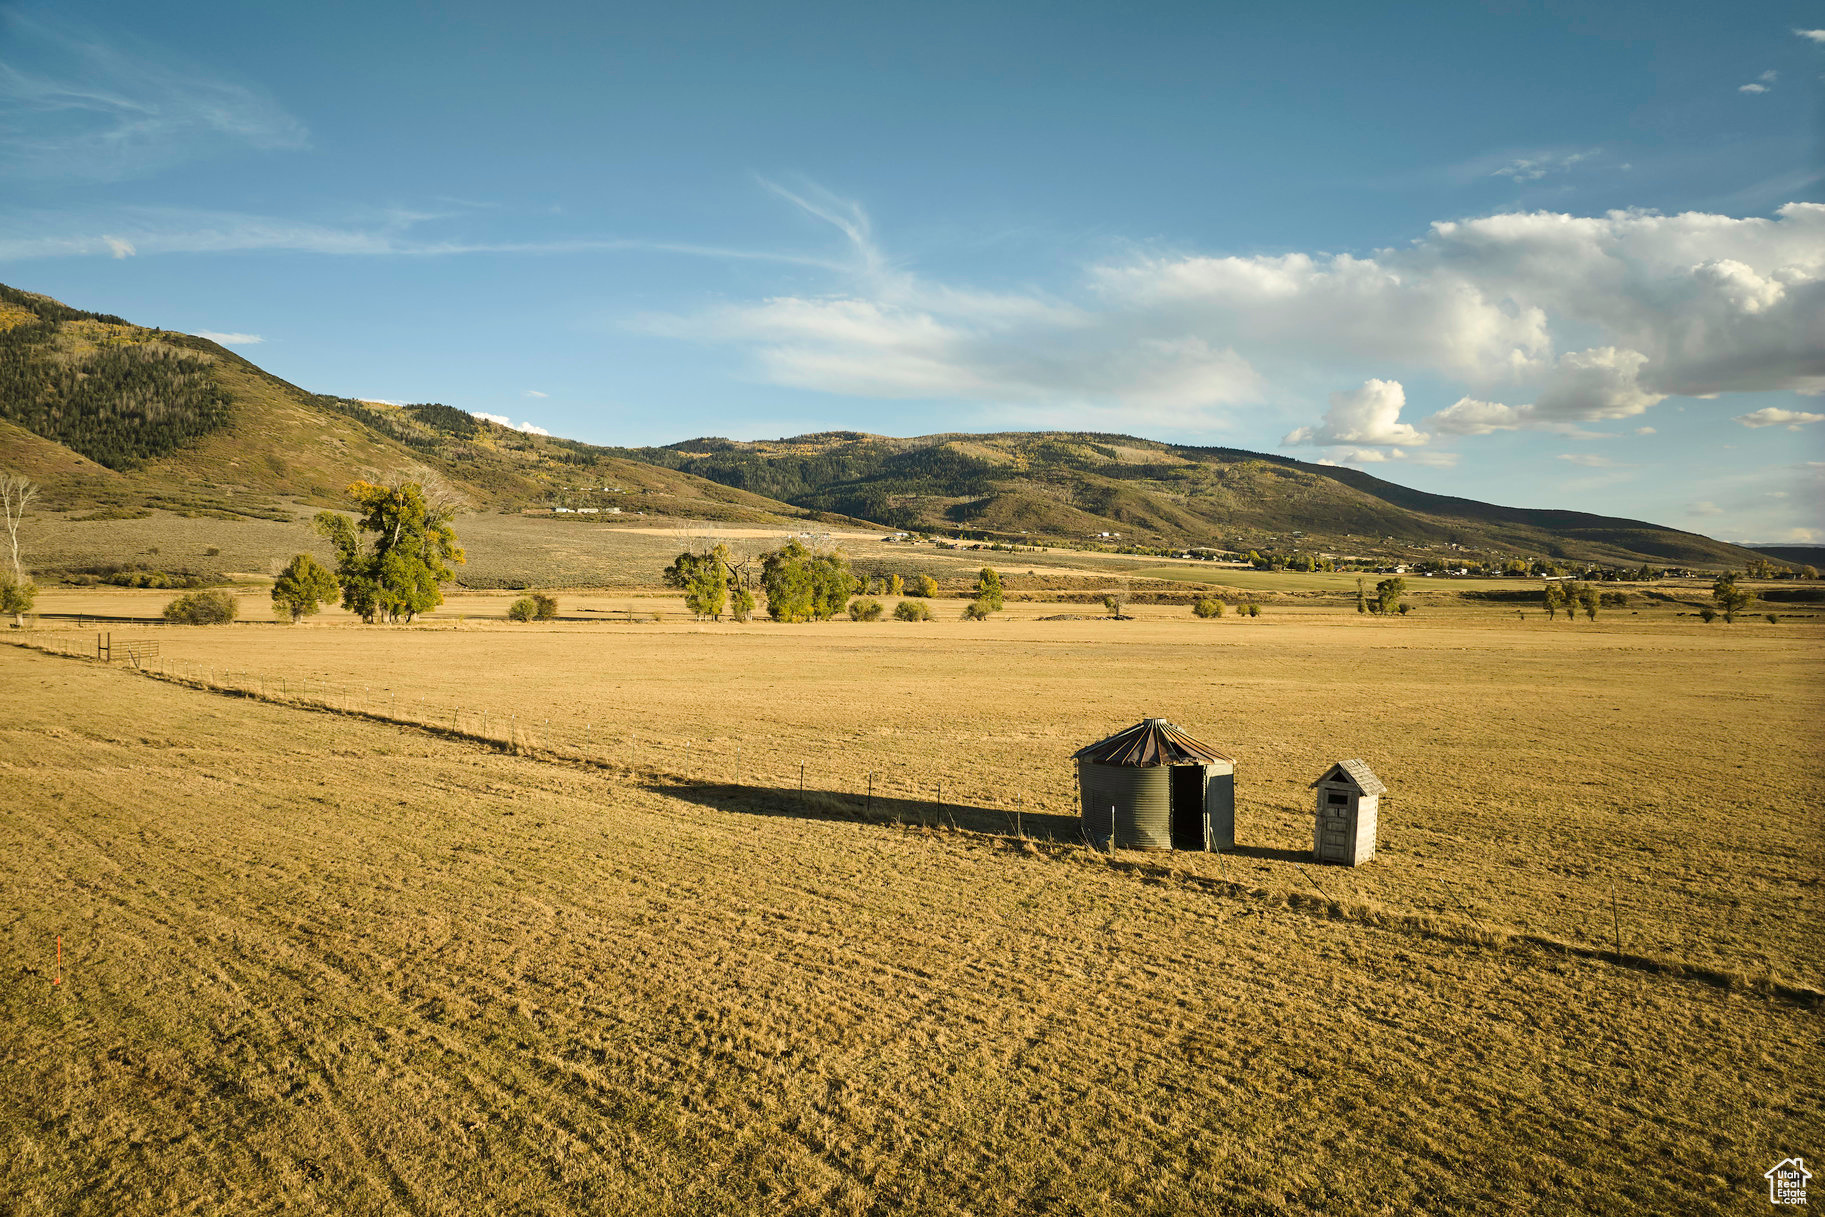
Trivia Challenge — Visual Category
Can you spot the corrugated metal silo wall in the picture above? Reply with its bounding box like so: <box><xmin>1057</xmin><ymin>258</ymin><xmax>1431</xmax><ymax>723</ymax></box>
<box><xmin>1078</xmin><ymin>762</ymin><xmax>1173</xmax><ymax>850</ymax></box>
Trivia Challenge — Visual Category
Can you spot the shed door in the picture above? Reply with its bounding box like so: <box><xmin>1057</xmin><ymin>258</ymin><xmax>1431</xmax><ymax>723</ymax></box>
<box><xmin>1168</xmin><ymin>766</ymin><xmax>1207</xmax><ymax>850</ymax></box>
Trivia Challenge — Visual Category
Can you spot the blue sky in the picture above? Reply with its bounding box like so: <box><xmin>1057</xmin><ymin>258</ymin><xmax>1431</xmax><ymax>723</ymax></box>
<box><xmin>2</xmin><ymin>1</ymin><xmax>1821</xmax><ymax>543</ymax></box>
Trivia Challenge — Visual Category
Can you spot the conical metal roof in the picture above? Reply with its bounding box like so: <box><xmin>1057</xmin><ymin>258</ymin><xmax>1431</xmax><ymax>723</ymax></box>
<box><xmin>1073</xmin><ymin>718</ymin><xmax>1234</xmax><ymax>767</ymax></box>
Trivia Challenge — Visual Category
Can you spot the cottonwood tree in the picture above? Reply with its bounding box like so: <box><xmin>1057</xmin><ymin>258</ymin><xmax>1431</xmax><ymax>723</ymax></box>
<box><xmin>313</xmin><ymin>479</ymin><xmax>464</xmax><ymax>623</ymax></box>
<box><xmin>1355</xmin><ymin>577</ymin><xmax>1368</xmax><ymax>614</ymax></box>
<box><xmin>760</xmin><ymin>539</ymin><xmax>856</xmax><ymax>621</ymax></box>
<box><xmin>0</xmin><ymin>473</ymin><xmax>38</xmax><ymax>625</ymax></box>
<box><xmin>975</xmin><ymin>567</ymin><xmax>1005</xmax><ymax>611</ymax></box>
<box><xmin>665</xmin><ymin>544</ymin><xmax>731</xmax><ymax>619</ymax></box>
<box><xmin>1374</xmin><ymin>577</ymin><xmax>1405</xmax><ymax>615</ymax></box>
<box><xmin>1712</xmin><ymin>573</ymin><xmax>1753</xmax><ymax>623</ymax></box>
<box><xmin>271</xmin><ymin>553</ymin><xmax>340</xmax><ymax>622</ymax></box>
<box><xmin>1542</xmin><ymin>581</ymin><xmax>1564</xmax><ymax>620</ymax></box>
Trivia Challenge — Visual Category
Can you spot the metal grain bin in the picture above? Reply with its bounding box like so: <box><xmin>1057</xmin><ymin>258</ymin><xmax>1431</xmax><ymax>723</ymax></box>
<box><xmin>1074</xmin><ymin>718</ymin><xmax>1236</xmax><ymax>852</ymax></box>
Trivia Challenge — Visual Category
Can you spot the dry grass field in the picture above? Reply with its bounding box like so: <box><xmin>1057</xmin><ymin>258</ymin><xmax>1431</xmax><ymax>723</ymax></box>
<box><xmin>4</xmin><ymin>604</ymin><xmax>1821</xmax><ymax>1214</ymax></box>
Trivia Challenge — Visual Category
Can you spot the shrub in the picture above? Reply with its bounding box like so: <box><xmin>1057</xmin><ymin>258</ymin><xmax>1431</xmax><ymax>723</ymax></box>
<box><xmin>1243</xmin><ymin>602</ymin><xmax>1262</xmax><ymax>617</ymax></box>
<box><xmin>909</xmin><ymin>574</ymin><xmax>938</xmax><ymax>598</ymax></box>
<box><xmin>204</xmin><ymin>546</ymin><xmax>221</xmax><ymax>557</ymax></box>
<box><xmin>1697</xmin><ymin>606</ymin><xmax>1717</xmax><ymax>623</ymax></box>
<box><xmin>1193</xmin><ymin>597</ymin><xmax>1226</xmax><ymax>618</ymax></box>
<box><xmin>504</xmin><ymin>592</ymin><xmax>559</xmax><ymax>622</ymax></box>
<box><xmin>848</xmin><ymin>597</ymin><xmax>883</xmax><ymax>621</ymax></box>
<box><xmin>888</xmin><ymin>574</ymin><xmax>904</xmax><ymax>596</ymax></box>
<box><xmin>961</xmin><ymin>600</ymin><xmax>991</xmax><ymax>620</ymax></box>
<box><xmin>894</xmin><ymin>600</ymin><xmax>932</xmax><ymax>622</ymax></box>
<box><xmin>1765</xmin><ymin>613</ymin><xmax>1778</xmax><ymax>624</ymax></box>
<box><xmin>164</xmin><ymin>589</ymin><xmax>237</xmax><ymax>625</ymax></box>
<box><xmin>1395</xmin><ymin>604</ymin><xmax>1411</xmax><ymax>616</ymax></box>
<box><xmin>730</xmin><ymin>586</ymin><xmax>755</xmax><ymax>622</ymax></box>
<box><xmin>1103</xmin><ymin>594</ymin><xmax>1125</xmax><ymax>617</ymax></box>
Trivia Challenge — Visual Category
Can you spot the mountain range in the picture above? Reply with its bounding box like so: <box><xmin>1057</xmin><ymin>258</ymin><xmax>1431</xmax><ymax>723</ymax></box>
<box><xmin>0</xmin><ymin>281</ymin><xmax>1770</xmax><ymax>568</ymax></box>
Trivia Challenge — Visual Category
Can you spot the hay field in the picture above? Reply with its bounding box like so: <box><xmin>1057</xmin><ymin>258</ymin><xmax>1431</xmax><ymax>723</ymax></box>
<box><xmin>4</xmin><ymin>609</ymin><xmax>1821</xmax><ymax>1214</ymax></box>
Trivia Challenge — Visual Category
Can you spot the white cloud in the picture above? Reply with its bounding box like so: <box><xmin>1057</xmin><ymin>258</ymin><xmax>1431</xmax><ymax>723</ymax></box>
<box><xmin>1314</xmin><ymin>447</ymin><xmax>1458</xmax><ymax>469</ymax></box>
<box><xmin>523</xmin><ymin>389</ymin><xmax>548</xmax><ymax>399</ymax></box>
<box><xmin>1735</xmin><ymin>407</ymin><xmax>1825</xmax><ymax>429</ymax></box>
<box><xmin>1778</xmin><ymin>527</ymin><xmax>1820</xmax><ymax>542</ymax></box>
<box><xmin>1556</xmin><ymin>453</ymin><xmax>1617</xmax><ymax>467</ymax></box>
<box><xmin>193</xmin><ymin>330</ymin><xmax>263</xmax><ymax>345</ymax></box>
<box><xmin>1427</xmin><ymin>347</ymin><xmax>1667</xmax><ymax>434</ymax></box>
<box><xmin>470</xmin><ymin>410</ymin><xmax>550</xmax><ymax>435</ymax></box>
<box><xmin>1798</xmin><ymin>29</ymin><xmax>1825</xmax><ymax>43</ymax></box>
<box><xmin>1284</xmin><ymin>379</ymin><xmax>1428</xmax><ymax>447</ymax></box>
<box><xmin>0</xmin><ymin>11</ymin><xmax>308</xmax><ymax>181</ymax></box>
<box><xmin>102</xmin><ymin>234</ymin><xmax>134</xmax><ymax>259</ymax></box>
<box><xmin>1635</xmin><ymin>426</ymin><xmax>1656</xmax><ymax>434</ymax></box>
<box><xmin>1690</xmin><ymin>501</ymin><xmax>1724</xmax><ymax>516</ymax></box>
<box><xmin>1760</xmin><ymin>70</ymin><xmax>1779</xmax><ymax>82</ymax></box>
<box><xmin>1739</xmin><ymin>83</ymin><xmax>1769</xmax><ymax>94</ymax></box>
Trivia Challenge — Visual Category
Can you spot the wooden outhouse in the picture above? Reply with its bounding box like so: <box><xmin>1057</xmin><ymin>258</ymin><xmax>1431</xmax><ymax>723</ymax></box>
<box><xmin>1310</xmin><ymin>759</ymin><xmax>1383</xmax><ymax>866</ymax></box>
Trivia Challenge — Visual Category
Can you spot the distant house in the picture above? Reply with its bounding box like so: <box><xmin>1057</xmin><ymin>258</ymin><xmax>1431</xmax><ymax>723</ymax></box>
<box><xmin>576</xmin><ymin>507</ymin><xmax>600</xmax><ymax>514</ymax></box>
<box><xmin>551</xmin><ymin>507</ymin><xmax>574</xmax><ymax>514</ymax></box>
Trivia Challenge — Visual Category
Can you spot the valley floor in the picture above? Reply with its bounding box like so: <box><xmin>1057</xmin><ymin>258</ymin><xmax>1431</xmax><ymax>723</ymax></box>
<box><xmin>2</xmin><ymin>613</ymin><xmax>1820</xmax><ymax>1215</ymax></box>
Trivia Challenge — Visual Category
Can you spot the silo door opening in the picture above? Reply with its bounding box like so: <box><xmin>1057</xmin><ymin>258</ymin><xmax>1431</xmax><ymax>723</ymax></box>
<box><xmin>1168</xmin><ymin>766</ymin><xmax>1207</xmax><ymax>850</ymax></box>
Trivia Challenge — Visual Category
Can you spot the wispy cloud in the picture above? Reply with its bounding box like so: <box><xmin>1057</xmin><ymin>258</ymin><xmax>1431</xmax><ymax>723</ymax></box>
<box><xmin>193</xmin><ymin>330</ymin><xmax>263</xmax><ymax>346</ymax></box>
<box><xmin>1739</xmin><ymin>82</ymin><xmax>1769</xmax><ymax>94</ymax></box>
<box><xmin>0</xmin><ymin>204</ymin><xmax>852</xmax><ymax>268</ymax></box>
<box><xmin>1490</xmin><ymin>148</ymin><xmax>1601</xmax><ymax>183</ymax></box>
<box><xmin>523</xmin><ymin>389</ymin><xmax>548</xmax><ymax>399</ymax></box>
<box><xmin>1795</xmin><ymin>29</ymin><xmax>1825</xmax><ymax>44</ymax></box>
<box><xmin>0</xmin><ymin>9</ymin><xmax>308</xmax><ymax>181</ymax></box>
<box><xmin>1556</xmin><ymin>453</ymin><xmax>1618</xmax><ymax>467</ymax></box>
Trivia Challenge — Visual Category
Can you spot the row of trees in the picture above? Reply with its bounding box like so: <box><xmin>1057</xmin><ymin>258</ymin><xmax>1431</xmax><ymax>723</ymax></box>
<box><xmin>266</xmin><ymin>480</ymin><xmax>466</xmax><ymax>623</ymax></box>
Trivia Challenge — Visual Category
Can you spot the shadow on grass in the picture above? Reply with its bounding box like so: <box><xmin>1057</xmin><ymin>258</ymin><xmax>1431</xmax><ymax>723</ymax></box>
<box><xmin>1227</xmin><ymin>843</ymin><xmax>1315</xmax><ymax>865</ymax></box>
<box><xmin>642</xmin><ymin>779</ymin><xmax>1084</xmax><ymax>841</ymax></box>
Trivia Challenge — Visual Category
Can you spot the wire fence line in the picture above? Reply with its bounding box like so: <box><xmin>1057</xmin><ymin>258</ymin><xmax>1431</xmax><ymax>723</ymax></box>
<box><xmin>6</xmin><ymin>629</ymin><xmax>1069</xmax><ymax>836</ymax></box>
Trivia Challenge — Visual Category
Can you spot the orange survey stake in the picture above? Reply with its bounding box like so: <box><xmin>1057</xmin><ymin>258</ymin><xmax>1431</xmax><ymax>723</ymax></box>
<box><xmin>53</xmin><ymin>934</ymin><xmax>61</xmax><ymax>986</ymax></box>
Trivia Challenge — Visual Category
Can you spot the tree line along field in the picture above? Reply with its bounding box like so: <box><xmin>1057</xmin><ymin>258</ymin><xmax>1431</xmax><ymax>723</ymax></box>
<box><xmin>2</xmin><ymin>639</ymin><xmax>1820</xmax><ymax>1216</ymax></box>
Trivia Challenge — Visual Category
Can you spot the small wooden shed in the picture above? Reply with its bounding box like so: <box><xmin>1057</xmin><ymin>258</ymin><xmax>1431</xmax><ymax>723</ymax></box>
<box><xmin>1310</xmin><ymin>759</ymin><xmax>1384</xmax><ymax>866</ymax></box>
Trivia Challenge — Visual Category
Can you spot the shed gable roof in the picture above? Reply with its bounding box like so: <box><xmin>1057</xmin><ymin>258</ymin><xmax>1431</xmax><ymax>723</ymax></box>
<box><xmin>1310</xmin><ymin>759</ymin><xmax>1386</xmax><ymax>795</ymax></box>
<box><xmin>1074</xmin><ymin>718</ymin><xmax>1234</xmax><ymax>767</ymax></box>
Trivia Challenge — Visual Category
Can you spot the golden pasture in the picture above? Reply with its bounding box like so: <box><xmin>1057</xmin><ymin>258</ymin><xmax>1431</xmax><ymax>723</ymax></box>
<box><xmin>3</xmin><ymin>602</ymin><xmax>1821</xmax><ymax>1214</ymax></box>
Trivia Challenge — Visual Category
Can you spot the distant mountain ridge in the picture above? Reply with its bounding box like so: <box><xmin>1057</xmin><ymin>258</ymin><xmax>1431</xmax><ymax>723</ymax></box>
<box><xmin>0</xmin><ymin>281</ymin><xmax>1770</xmax><ymax>568</ymax></box>
<box><xmin>0</xmin><ymin>282</ymin><xmax>853</xmax><ymax>529</ymax></box>
<box><xmin>607</xmin><ymin>431</ymin><xmax>1765</xmax><ymax>567</ymax></box>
